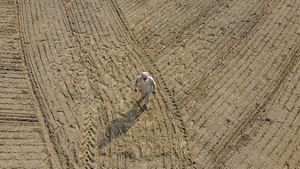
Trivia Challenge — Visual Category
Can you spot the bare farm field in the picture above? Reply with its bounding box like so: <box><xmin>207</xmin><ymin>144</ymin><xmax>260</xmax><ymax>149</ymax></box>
<box><xmin>0</xmin><ymin>0</ymin><xmax>299</xmax><ymax>168</ymax></box>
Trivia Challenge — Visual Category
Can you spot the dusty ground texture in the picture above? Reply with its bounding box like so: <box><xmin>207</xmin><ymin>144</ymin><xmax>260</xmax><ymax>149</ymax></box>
<box><xmin>0</xmin><ymin>0</ymin><xmax>299</xmax><ymax>168</ymax></box>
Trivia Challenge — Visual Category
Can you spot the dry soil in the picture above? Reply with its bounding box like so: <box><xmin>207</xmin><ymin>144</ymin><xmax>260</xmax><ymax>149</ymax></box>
<box><xmin>0</xmin><ymin>0</ymin><xmax>299</xmax><ymax>168</ymax></box>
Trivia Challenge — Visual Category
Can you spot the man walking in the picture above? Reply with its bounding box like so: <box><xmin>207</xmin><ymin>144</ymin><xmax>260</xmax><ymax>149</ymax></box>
<box><xmin>134</xmin><ymin>72</ymin><xmax>157</xmax><ymax>109</ymax></box>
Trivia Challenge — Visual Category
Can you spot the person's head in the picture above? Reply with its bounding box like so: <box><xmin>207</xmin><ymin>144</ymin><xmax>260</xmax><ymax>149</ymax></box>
<box><xmin>140</xmin><ymin>72</ymin><xmax>149</xmax><ymax>81</ymax></box>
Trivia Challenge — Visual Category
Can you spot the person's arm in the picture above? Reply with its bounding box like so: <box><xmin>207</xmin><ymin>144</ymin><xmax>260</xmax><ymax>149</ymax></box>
<box><xmin>152</xmin><ymin>78</ymin><xmax>157</xmax><ymax>94</ymax></box>
<box><xmin>134</xmin><ymin>77</ymin><xmax>140</xmax><ymax>91</ymax></box>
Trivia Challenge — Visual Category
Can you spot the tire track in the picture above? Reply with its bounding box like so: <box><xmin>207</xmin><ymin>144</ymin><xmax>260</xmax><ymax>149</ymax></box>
<box><xmin>49</xmin><ymin>0</ymin><xmax>192</xmax><ymax>167</ymax></box>
<box><xmin>67</xmin><ymin>0</ymin><xmax>192</xmax><ymax>167</ymax></box>
<box><xmin>204</xmin><ymin>45</ymin><xmax>300</xmax><ymax>168</ymax></box>
<box><xmin>159</xmin><ymin>0</ymin><xmax>281</xmax><ymax>101</ymax></box>
<box><xmin>61</xmin><ymin>0</ymin><xmax>147</xmax><ymax>167</ymax></box>
<box><xmin>18</xmin><ymin>0</ymin><xmax>93</xmax><ymax>168</ymax></box>
<box><xmin>177</xmin><ymin>0</ymin><xmax>298</xmax><ymax>166</ymax></box>
<box><xmin>144</xmin><ymin>0</ymin><xmax>282</xmax><ymax>164</ymax></box>
<box><xmin>177</xmin><ymin>0</ymin><xmax>284</xmax><ymax>124</ymax></box>
<box><xmin>108</xmin><ymin>0</ymin><xmax>194</xmax><ymax>168</ymax></box>
<box><xmin>183</xmin><ymin>0</ymin><xmax>291</xmax><ymax>125</ymax></box>
<box><xmin>0</xmin><ymin>0</ymin><xmax>61</xmax><ymax>168</ymax></box>
<box><xmin>116</xmin><ymin>0</ymin><xmax>230</xmax><ymax>56</ymax></box>
<box><xmin>81</xmin><ymin>106</ymin><xmax>97</xmax><ymax>169</ymax></box>
<box><xmin>105</xmin><ymin>2</ymin><xmax>189</xmax><ymax>168</ymax></box>
<box><xmin>6</xmin><ymin>0</ymin><xmax>298</xmax><ymax>168</ymax></box>
<box><xmin>114</xmin><ymin>0</ymin><xmax>300</xmax><ymax>168</ymax></box>
<box><xmin>225</xmin><ymin>49</ymin><xmax>300</xmax><ymax>169</ymax></box>
<box><xmin>60</xmin><ymin>2</ymin><xmax>100</xmax><ymax>168</ymax></box>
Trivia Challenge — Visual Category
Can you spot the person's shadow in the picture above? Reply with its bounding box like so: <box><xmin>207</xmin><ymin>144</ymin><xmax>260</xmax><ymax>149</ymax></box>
<box><xmin>98</xmin><ymin>101</ymin><xmax>146</xmax><ymax>153</ymax></box>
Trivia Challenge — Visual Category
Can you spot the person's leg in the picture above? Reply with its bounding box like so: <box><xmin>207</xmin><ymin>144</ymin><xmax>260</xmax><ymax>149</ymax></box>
<box><xmin>138</xmin><ymin>91</ymin><xmax>146</xmax><ymax>103</ymax></box>
<box><xmin>144</xmin><ymin>93</ymin><xmax>151</xmax><ymax>109</ymax></box>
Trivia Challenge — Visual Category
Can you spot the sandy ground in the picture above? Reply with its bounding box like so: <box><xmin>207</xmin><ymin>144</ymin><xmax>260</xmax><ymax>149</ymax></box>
<box><xmin>0</xmin><ymin>0</ymin><xmax>299</xmax><ymax>168</ymax></box>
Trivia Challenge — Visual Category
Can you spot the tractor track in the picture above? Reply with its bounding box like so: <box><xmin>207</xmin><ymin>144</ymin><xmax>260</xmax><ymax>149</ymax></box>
<box><xmin>0</xmin><ymin>0</ymin><xmax>299</xmax><ymax>168</ymax></box>
<box><xmin>107</xmin><ymin>0</ymin><xmax>194</xmax><ymax>167</ymax></box>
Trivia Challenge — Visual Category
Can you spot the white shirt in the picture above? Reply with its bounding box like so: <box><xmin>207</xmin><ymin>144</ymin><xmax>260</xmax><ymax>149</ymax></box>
<box><xmin>134</xmin><ymin>76</ymin><xmax>157</xmax><ymax>94</ymax></box>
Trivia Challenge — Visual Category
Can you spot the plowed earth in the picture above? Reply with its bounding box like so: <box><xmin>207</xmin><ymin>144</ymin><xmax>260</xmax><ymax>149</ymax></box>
<box><xmin>0</xmin><ymin>0</ymin><xmax>299</xmax><ymax>168</ymax></box>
